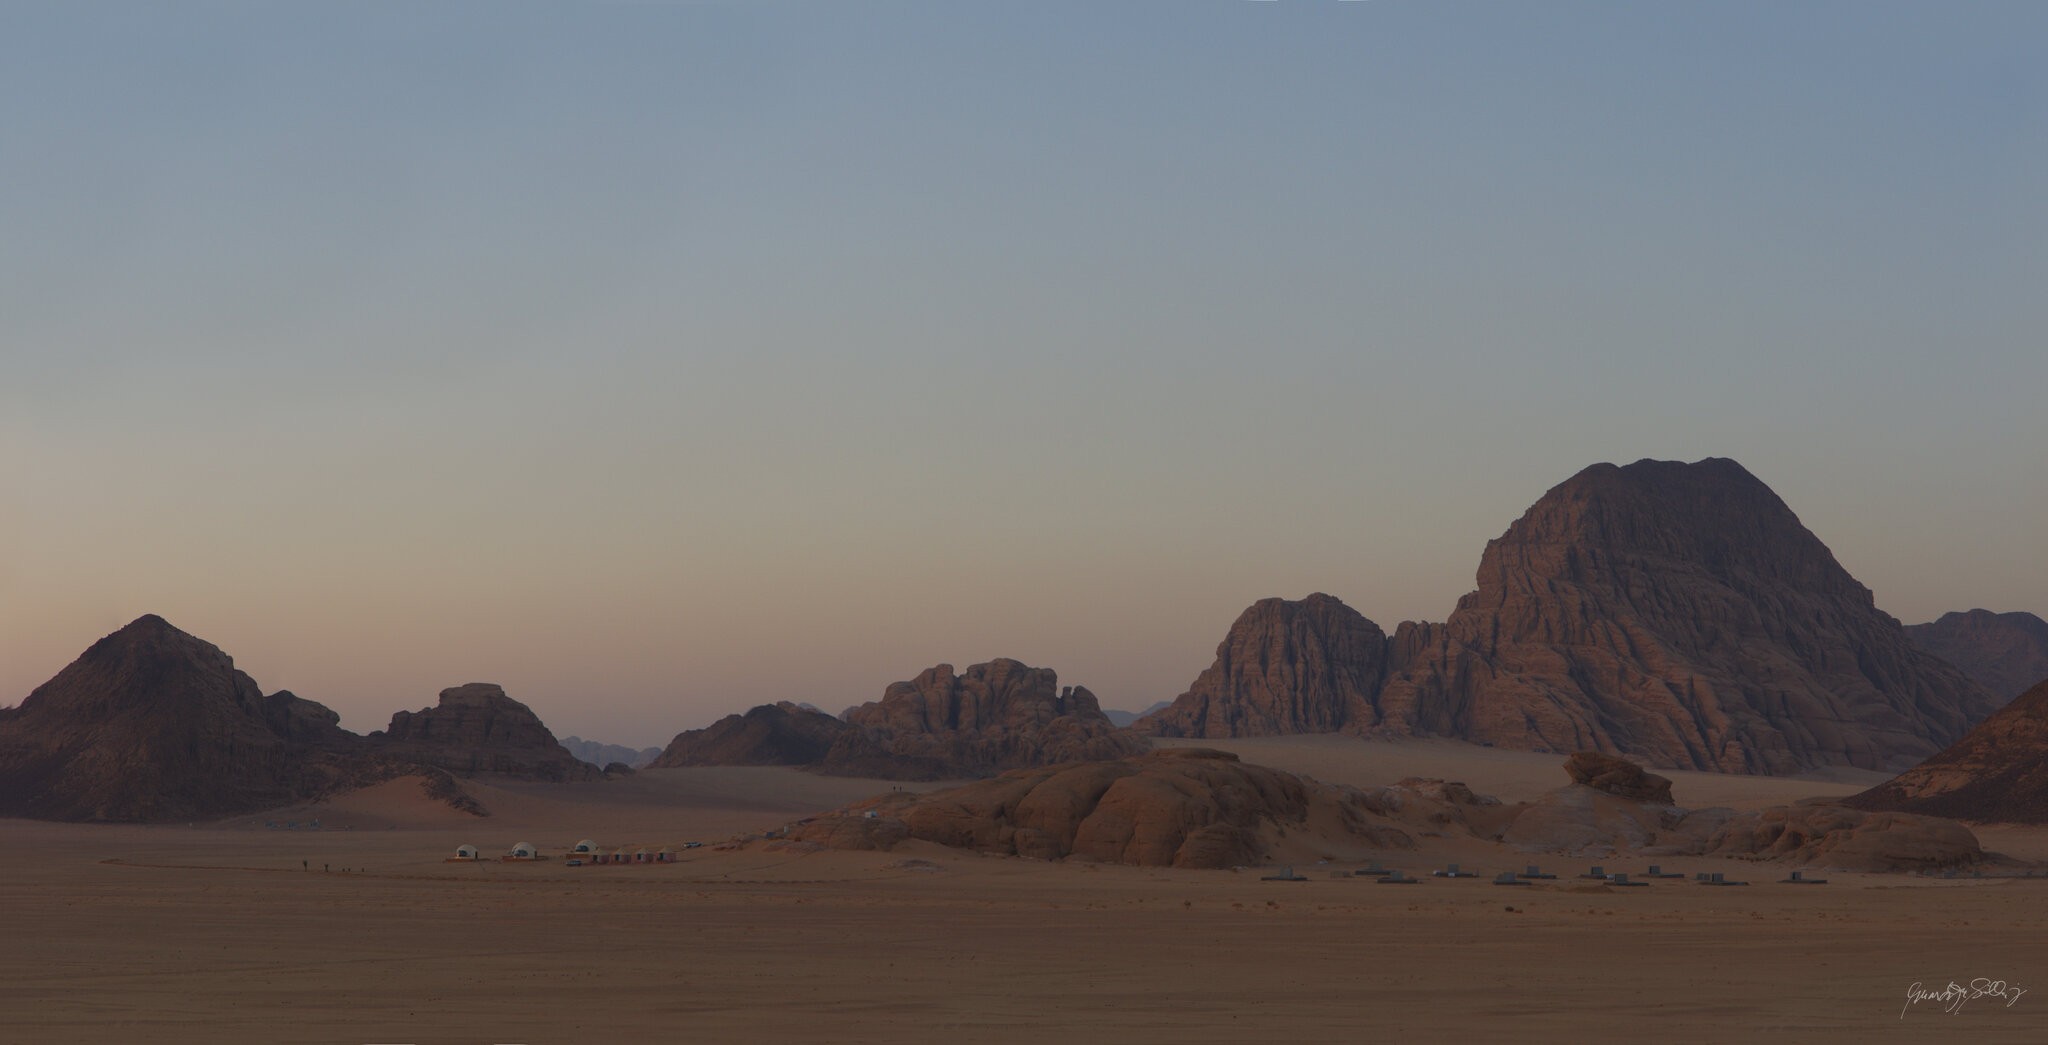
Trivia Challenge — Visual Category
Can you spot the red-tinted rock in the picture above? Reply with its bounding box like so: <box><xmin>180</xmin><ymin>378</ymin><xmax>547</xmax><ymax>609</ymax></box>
<box><xmin>1845</xmin><ymin>679</ymin><xmax>2048</xmax><ymax>823</ymax></box>
<box><xmin>818</xmin><ymin>658</ymin><xmax>1147</xmax><ymax>779</ymax></box>
<box><xmin>1564</xmin><ymin>752</ymin><xmax>1674</xmax><ymax>804</ymax></box>
<box><xmin>1136</xmin><ymin>594</ymin><xmax>1388</xmax><ymax>738</ymax></box>
<box><xmin>792</xmin><ymin>748</ymin><xmax>1413</xmax><ymax>868</ymax></box>
<box><xmin>0</xmin><ymin>616</ymin><xmax>367</xmax><ymax>820</ymax></box>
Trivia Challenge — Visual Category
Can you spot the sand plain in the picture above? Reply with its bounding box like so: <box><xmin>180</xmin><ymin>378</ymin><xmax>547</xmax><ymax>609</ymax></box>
<box><xmin>4</xmin><ymin>738</ymin><xmax>2042</xmax><ymax>1044</ymax></box>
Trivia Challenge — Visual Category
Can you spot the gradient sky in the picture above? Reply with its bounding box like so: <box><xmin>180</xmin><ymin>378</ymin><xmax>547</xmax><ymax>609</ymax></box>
<box><xmin>4</xmin><ymin>1</ymin><xmax>2044</xmax><ymax>746</ymax></box>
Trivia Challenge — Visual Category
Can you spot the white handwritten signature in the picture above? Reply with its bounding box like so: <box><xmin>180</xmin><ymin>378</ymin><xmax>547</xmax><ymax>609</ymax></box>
<box><xmin>1902</xmin><ymin>979</ymin><xmax>2027</xmax><ymax>1018</ymax></box>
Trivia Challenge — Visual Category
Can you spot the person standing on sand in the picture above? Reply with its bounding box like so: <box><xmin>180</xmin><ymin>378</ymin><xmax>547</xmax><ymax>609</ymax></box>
<box><xmin>302</xmin><ymin>860</ymin><xmax>307</xmax><ymax>871</ymax></box>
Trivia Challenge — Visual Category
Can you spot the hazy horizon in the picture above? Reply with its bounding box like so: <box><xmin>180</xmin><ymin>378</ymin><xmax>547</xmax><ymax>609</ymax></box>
<box><xmin>6</xmin><ymin>2</ymin><xmax>2044</xmax><ymax>744</ymax></box>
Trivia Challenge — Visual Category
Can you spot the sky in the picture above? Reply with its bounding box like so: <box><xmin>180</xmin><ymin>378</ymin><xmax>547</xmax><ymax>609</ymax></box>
<box><xmin>3</xmin><ymin>1</ymin><xmax>2044</xmax><ymax>746</ymax></box>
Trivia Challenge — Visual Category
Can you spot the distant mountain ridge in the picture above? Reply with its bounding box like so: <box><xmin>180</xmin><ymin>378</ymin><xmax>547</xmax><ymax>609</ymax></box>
<box><xmin>1140</xmin><ymin>458</ymin><xmax>1997</xmax><ymax>774</ymax></box>
<box><xmin>1904</xmin><ymin>610</ymin><xmax>2048</xmax><ymax>703</ymax></box>
<box><xmin>1103</xmin><ymin>701</ymin><xmax>1172</xmax><ymax>728</ymax></box>
<box><xmin>560</xmin><ymin>737</ymin><xmax>663</xmax><ymax>769</ymax></box>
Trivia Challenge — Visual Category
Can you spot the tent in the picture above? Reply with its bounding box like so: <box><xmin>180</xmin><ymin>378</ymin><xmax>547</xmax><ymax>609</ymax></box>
<box><xmin>506</xmin><ymin>841</ymin><xmax>538</xmax><ymax>859</ymax></box>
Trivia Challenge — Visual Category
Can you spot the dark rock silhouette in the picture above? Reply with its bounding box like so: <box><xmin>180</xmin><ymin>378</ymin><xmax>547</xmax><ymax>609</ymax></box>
<box><xmin>0</xmin><ymin>616</ymin><xmax>596</xmax><ymax>821</ymax></box>
<box><xmin>652</xmin><ymin>702</ymin><xmax>851</xmax><ymax>768</ymax></box>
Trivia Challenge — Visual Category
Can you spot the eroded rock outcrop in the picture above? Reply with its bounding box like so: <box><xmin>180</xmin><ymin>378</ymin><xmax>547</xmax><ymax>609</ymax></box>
<box><xmin>1501</xmin><ymin>754</ymin><xmax>1981</xmax><ymax>870</ymax></box>
<box><xmin>1905</xmin><ymin>610</ymin><xmax>2048</xmax><ymax>703</ymax></box>
<box><xmin>371</xmin><ymin>683</ymin><xmax>599</xmax><ymax>782</ymax></box>
<box><xmin>1565</xmin><ymin>751</ymin><xmax>1674</xmax><ymax>804</ymax></box>
<box><xmin>816</xmin><ymin>659</ymin><xmax>1148</xmax><ymax>779</ymax></box>
<box><xmin>790</xmin><ymin>748</ymin><xmax>1412</xmax><ymax>868</ymax></box>
<box><xmin>1845</xmin><ymin>679</ymin><xmax>2048</xmax><ymax>823</ymax></box>
<box><xmin>1137</xmin><ymin>594</ymin><xmax>1387</xmax><ymax>738</ymax></box>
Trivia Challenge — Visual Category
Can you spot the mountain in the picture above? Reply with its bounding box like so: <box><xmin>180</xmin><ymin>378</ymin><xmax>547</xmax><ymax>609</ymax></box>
<box><xmin>1845</xmin><ymin>679</ymin><xmax>2048</xmax><ymax>823</ymax></box>
<box><xmin>652</xmin><ymin>702</ymin><xmax>850</xmax><ymax>768</ymax></box>
<box><xmin>0</xmin><ymin>616</ymin><xmax>601</xmax><ymax>821</ymax></box>
<box><xmin>1138</xmin><ymin>594</ymin><xmax>1387</xmax><ymax>738</ymax></box>
<box><xmin>560</xmin><ymin>737</ymin><xmax>663</xmax><ymax>769</ymax></box>
<box><xmin>370</xmin><ymin>683</ymin><xmax>600</xmax><ymax>782</ymax></box>
<box><xmin>1137</xmin><ymin>458</ymin><xmax>1998</xmax><ymax>774</ymax></box>
<box><xmin>818</xmin><ymin>658</ymin><xmax>1148</xmax><ymax>779</ymax></box>
<box><xmin>1904</xmin><ymin>610</ymin><xmax>2048</xmax><ymax>702</ymax></box>
<box><xmin>0</xmin><ymin>615</ymin><xmax>366</xmax><ymax>821</ymax></box>
<box><xmin>1102</xmin><ymin>701</ymin><xmax>1172</xmax><ymax>728</ymax></box>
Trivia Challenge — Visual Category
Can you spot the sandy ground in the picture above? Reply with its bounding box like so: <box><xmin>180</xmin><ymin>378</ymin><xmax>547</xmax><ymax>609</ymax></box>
<box><xmin>5</xmin><ymin>741</ymin><xmax>2042</xmax><ymax>1044</ymax></box>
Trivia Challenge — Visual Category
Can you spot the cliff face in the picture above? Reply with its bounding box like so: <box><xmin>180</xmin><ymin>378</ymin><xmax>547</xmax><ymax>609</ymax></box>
<box><xmin>1379</xmin><ymin>458</ymin><xmax>1996</xmax><ymax>773</ymax></box>
<box><xmin>1904</xmin><ymin>610</ymin><xmax>2048</xmax><ymax>703</ymax></box>
<box><xmin>1135</xmin><ymin>594</ymin><xmax>1387</xmax><ymax>738</ymax></box>
<box><xmin>821</xmin><ymin>659</ymin><xmax>1148</xmax><ymax>779</ymax></box>
<box><xmin>1136</xmin><ymin>459</ymin><xmax>1998</xmax><ymax>775</ymax></box>
<box><xmin>1846</xmin><ymin>679</ymin><xmax>2048</xmax><ymax>823</ymax></box>
<box><xmin>0</xmin><ymin>616</ymin><xmax>362</xmax><ymax>821</ymax></box>
<box><xmin>371</xmin><ymin>683</ymin><xmax>599</xmax><ymax>782</ymax></box>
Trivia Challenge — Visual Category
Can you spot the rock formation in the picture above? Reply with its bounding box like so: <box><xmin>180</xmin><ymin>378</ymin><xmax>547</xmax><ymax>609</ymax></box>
<box><xmin>790</xmin><ymin>748</ymin><xmax>1413</xmax><ymax>868</ymax></box>
<box><xmin>1138</xmin><ymin>594</ymin><xmax>1388</xmax><ymax>738</ymax></box>
<box><xmin>819</xmin><ymin>659</ymin><xmax>1148</xmax><ymax>779</ymax></box>
<box><xmin>1564</xmin><ymin>752</ymin><xmax>1674</xmax><ymax>804</ymax></box>
<box><xmin>0</xmin><ymin>615</ymin><xmax>367</xmax><ymax>821</ymax></box>
<box><xmin>371</xmin><ymin>683</ymin><xmax>600</xmax><ymax>782</ymax></box>
<box><xmin>0</xmin><ymin>616</ymin><xmax>602</xmax><ymax>821</ymax></box>
<box><xmin>1139</xmin><ymin>458</ymin><xmax>1998</xmax><ymax>775</ymax></box>
<box><xmin>1499</xmin><ymin>753</ymin><xmax>1980</xmax><ymax>870</ymax></box>
<box><xmin>1844</xmin><ymin>679</ymin><xmax>2048</xmax><ymax>823</ymax></box>
<box><xmin>1904</xmin><ymin>609</ymin><xmax>2048</xmax><ymax>703</ymax></box>
<box><xmin>652</xmin><ymin>702</ymin><xmax>851</xmax><ymax>768</ymax></box>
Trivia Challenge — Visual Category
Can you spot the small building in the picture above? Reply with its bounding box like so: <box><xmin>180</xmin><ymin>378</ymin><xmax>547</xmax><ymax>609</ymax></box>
<box><xmin>613</xmin><ymin>847</ymin><xmax>633</xmax><ymax>865</ymax></box>
<box><xmin>446</xmin><ymin>844</ymin><xmax>481</xmax><ymax>862</ymax></box>
<box><xmin>655</xmin><ymin>848</ymin><xmax>675</xmax><ymax>863</ymax></box>
<box><xmin>504</xmin><ymin>841</ymin><xmax>539</xmax><ymax>861</ymax></box>
<box><xmin>633</xmin><ymin>849</ymin><xmax>652</xmax><ymax>864</ymax></box>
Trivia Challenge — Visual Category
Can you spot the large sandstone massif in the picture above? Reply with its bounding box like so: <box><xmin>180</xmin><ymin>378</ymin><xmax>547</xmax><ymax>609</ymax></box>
<box><xmin>656</xmin><ymin>658</ymin><xmax>1147</xmax><ymax>780</ymax></box>
<box><xmin>0</xmin><ymin>616</ymin><xmax>599</xmax><ymax>821</ymax></box>
<box><xmin>371</xmin><ymin>683</ymin><xmax>599</xmax><ymax>782</ymax></box>
<box><xmin>1139</xmin><ymin>458</ymin><xmax>1997</xmax><ymax>774</ymax></box>
<box><xmin>1845</xmin><ymin>679</ymin><xmax>2048</xmax><ymax>823</ymax></box>
<box><xmin>1904</xmin><ymin>609</ymin><xmax>2048</xmax><ymax>703</ymax></box>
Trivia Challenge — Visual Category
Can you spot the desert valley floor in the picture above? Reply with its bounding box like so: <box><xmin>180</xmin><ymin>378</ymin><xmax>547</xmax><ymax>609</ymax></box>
<box><xmin>7</xmin><ymin>736</ymin><xmax>2044</xmax><ymax>1044</ymax></box>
